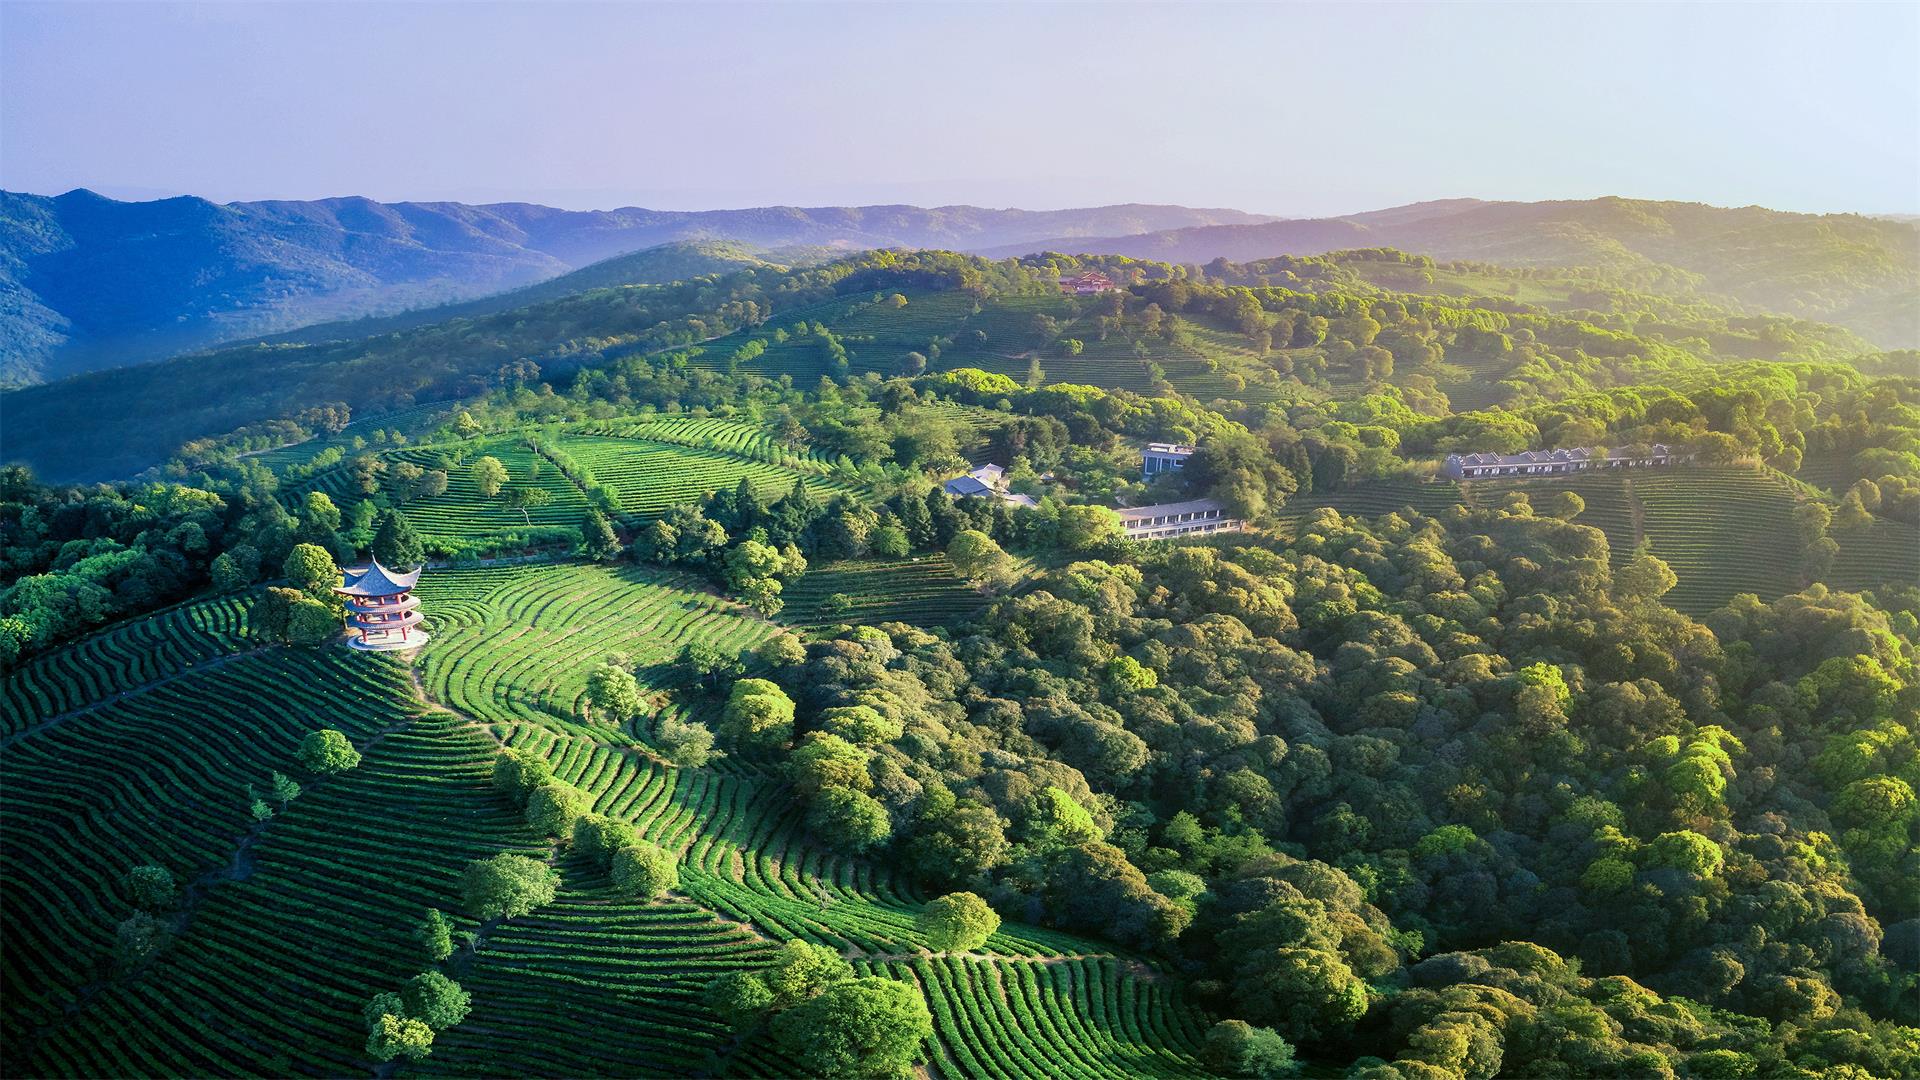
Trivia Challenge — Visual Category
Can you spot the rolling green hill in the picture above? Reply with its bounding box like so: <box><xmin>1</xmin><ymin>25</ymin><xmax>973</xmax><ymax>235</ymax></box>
<box><xmin>989</xmin><ymin>197</ymin><xmax>1920</xmax><ymax>348</ymax></box>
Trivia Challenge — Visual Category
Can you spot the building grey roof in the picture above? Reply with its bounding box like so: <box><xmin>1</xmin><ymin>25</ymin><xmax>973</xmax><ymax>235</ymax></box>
<box><xmin>1117</xmin><ymin>498</ymin><xmax>1226</xmax><ymax>522</ymax></box>
<box><xmin>943</xmin><ymin>476</ymin><xmax>995</xmax><ymax>497</ymax></box>
<box><xmin>336</xmin><ymin>558</ymin><xmax>422</xmax><ymax>597</ymax></box>
<box><xmin>1144</xmin><ymin>442</ymin><xmax>1194</xmax><ymax>456</ymax></box>
<box><xmin>943</xmin><ymin>463</ymin><xmax>1009</xmax><ymax>498</ymax></box>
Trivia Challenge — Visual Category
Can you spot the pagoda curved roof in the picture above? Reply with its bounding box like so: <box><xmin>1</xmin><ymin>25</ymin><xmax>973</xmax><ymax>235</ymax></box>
<box><xmin>336</xmin><ymin>558</ymin><xmax>422</xmax><ymax>597</ymax></box>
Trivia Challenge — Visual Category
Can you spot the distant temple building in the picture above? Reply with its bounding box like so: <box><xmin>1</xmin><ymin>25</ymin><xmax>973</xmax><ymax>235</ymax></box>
<box><xmin>1141</xmin><ymin>442</ymin><xmax>1194</xmax><ymax>480</ymax></box>
<box><xmin>335</xmin><ymin>558</ymin><xmax>428</xmax><ymax>652</ymax></box>
<box><xmin>1059</xmin><ymin>270</ymin><xmax>1119</xmax><ymax>295</ymax></box>
<box><xmin>1119</xmin><ymin>498</ymin><xmax>1243</xmax><ymax>541</ymax></box>
<box><xmin>1443</xmin><ymin>444</ymin><xmax>1682</xmax><ymax>480</ymax></box>
<box><xmin>942</xmin><ymin>463</ymin><xmax>1039</xmax><ymax>508</ymax></box>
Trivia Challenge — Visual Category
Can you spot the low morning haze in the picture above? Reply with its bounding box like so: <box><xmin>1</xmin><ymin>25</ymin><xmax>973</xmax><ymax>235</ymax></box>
<box><xmin>4</xmin><ymin>0</ymin><xmax>1916</xmax><ymax>215</ymax></box>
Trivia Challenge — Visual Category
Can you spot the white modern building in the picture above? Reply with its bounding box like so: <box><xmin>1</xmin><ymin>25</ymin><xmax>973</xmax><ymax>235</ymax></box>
<box><xmin>1142</xmin><ymin>443</ymin><xmax>1194</xmax><ymax>480</ymax></box>
<box><xmin>1118</xmin><ymin>498</ymin><xmax>1244</xmax><ymax>541</ymax></box>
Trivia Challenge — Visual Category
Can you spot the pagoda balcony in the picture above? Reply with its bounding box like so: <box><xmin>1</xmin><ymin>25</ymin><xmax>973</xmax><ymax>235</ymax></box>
<box><xmin>352</xmin><ymin>609</ymin><xmax>424</xmax><ymax>630</ymax></box>
<box><xmin>345</xmin><ymin>593</ymin><xmax>420</xmax><ymax>614</ymax></box>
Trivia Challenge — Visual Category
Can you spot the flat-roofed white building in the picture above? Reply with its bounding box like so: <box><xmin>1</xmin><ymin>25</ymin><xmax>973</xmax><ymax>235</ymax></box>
<box><xmin>1118</xmin><ymin>498</ymin><xmax>1243</xmax><ymax>541</ymax></box>
<box><xmin>1142</xmin><ymin>442</ymin><xmax>1194</xmax><ymax>480</ymax></box>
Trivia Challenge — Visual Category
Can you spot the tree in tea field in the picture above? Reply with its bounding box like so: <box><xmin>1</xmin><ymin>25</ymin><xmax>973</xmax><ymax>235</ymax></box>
<box><xmin>114</xmin><ymin>911</ymin><xmax>168</xmax><ymax>971</ymax></box>
<box><xmin>298</xmin><ymin>728</ymin><xmax>362</xmax><ymax>774</ymax></box>
<box><xmin>416</xmin><ymin>909</ymin><xmax>455</xmax><ymax>962</ymax></box>
<box><xmin>1544</xmin><ymin>490</ymin><xmax>1586</xmax><ymax>521</ymax></box>
<box><xmin>703</xmin><ymin>971</ymin><xmax>775</xmax><ymax>1029</ymax></box>
<box><xmin>720</xmin><ymin>678</ymin><xmax>795</xmax><ymax>748</ymax></box>
<box><xmin>807</xmin><ymin>786</ymin><xmax>891</xmax><ymax>852</ymax></box>
<box><xmin>761</xmin><ymin>940</ymin><xmax>854</xmax><ymax>1007</ymax></box>
<box><xmin>401</xmin><ymin>971</ymin><xmax>471</xmax><ymax>1030</ymax></box>
<box><xmin>502</xmin><ymin>484</ymin><xmax>551</xmax><ymax>525</ymax></box>
<box><xmin>372</xmin><ymin>509</ymin><xmax>425</xmax><ymax>569</ymax></box>
<box><xmin>281</xmin><ymin>595</ymin><xmax>336</xmax><ymax>645</ymax></box>
<box><xmin>366</xmin><ymin>1013</ymin><xmax>434</xmax><ymax>1062</ymax></box>
<box><xmin>581</xmin><ymin>510</ymin><xmax>621</xmax><ymax>561</ymax></box>
<box><xmin>655</xmin><ymin>715</ymin><xmax>718</xmax><ymax>767</ymax></box>
<box><xmin>282</xmin><ymin>543</ymin><xmax>339</xmax><ymax>597</ymax></box>
<box><xmin>1616</xmin><ymin>551</ymin><xmax>1678</xmax><ymax>600</ymax></box>
<box><xmin>681</xmin><ymin>640</ymin><xmax>743</xmax><ymax>688</ymax></box>
<box><xmin>790</xmin><ymin>732</ymin><xmax>872</xmax><ymax>796</ymax></box>
<box><xmin>491</xmin><ymin>747</ymin><xmax>553</xmax><ymax>804</ymax></box>
<box><xmin>612</xmin><ymin>842</ymin><xmax>678</xmax><ymax>899</ymax></box>
<box><xmin>753</xmin><ymin>632</ymin><xmax>806</xmax><ymax>669</ymax></box>
<box><xmin>461</xmin><ymin>853</ymin><xmax>558</xmax><ymax>919</ymax></box>
<box><xmin>126</xmin><ymin>865</ymin><xmax>175</xmax><ymax>909</ymax></box>
<box><xmin>1203</xmin><ymin>1020</ymin><xmax>1298</xmax><ymax>1079</ymax></box>
<box><xmin>525</xmin><ymin>782</ymin><xmax>586</xmax><ymax>837</ymax></box>
<box><xmin>917</xmin><ymin>891</ymin><xmax>1000</xmax><ymax>952</ymax></box>
<box><xmin>771</xmin><ymin>976</ymin><xmax>932</xmax><ymax>1079</ymax></box>
<box><xmin>471</xmin><ymin>456</ymin><xmax>509</xmax><ymax>498</ymax></box>
<box><xmin>586</xmin><ymin>662</ymin><xmax>643</xmax><ymax>723</ymax></box>
<box><xmin>946</xmin><ymin>529</ymin><xmax>1010</xmax><ymax>587</ymax></box>
<box><xmin>570</xmin><ymin>814</ymin><xmax>637</xmax><ymax>868</ymax></box>
<box><xmin>269</xmin><ymin>770</ymin><xmax>301</xmax><ymax>809</ymax></box>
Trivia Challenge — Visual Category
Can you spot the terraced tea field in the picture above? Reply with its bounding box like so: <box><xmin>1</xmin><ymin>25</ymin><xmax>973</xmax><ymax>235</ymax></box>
<box><xmin>779</xmin><ymin>556</ymin><xmax>992</xmax><ymax>630</ymax></box>
<box><xmin>3</xmin><ymin>559</ymin><xmax>1212</xmax><ymax>1077</ymax></box>
<box><xmin>1</xmin><ymin>645</ymin><xmax>471</xmax><ymax>1074</ymax></box>
<box><xmin>1272</xmin><ymin>477</ymin><xmax>1466</xmax><ymax>534</ymax></box>
<box><xmin>1831</xmin><ymin>517</ymin><xmax>1920</xmax><ymax>596</ymax></box>
<box><xmin>551</xmin><ymin>431</ymin><xmax>854</xmax><ymax>522</ymax></box>
<box><xmin>1633</xmin><ymin>467</ymin><xmax>1805</xmax><ymax>613</ymax></box>
<box><xmin>0</xmin><ymin>592</ymin><xmax>256</xmax><ymax>737</ymax></box>
<box><xmin>414</xmin><ymin>562</ymin><xmax>775</xmax><ymax>739</ymax></box>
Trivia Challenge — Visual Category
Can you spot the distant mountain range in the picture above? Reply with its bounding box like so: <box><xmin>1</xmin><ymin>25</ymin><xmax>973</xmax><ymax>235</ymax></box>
<box><xmin>0</xmin><ymin>190</ymin><xmax>1275</xmax><ymax>384</ymax></box>
<box><xmin>985</xmin><ymin>197</ymin><xmax>1920</xmax><ymax>347</ymax></box>
<box><xmin>3</xmin><ymin>190</ymin><xmax>1914</xmax><ymax>390</ymax></box>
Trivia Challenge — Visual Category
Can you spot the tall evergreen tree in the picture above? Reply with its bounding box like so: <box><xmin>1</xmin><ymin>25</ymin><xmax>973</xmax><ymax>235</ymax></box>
<box><xmin>372</xmin><ymin>510</ymin><xmax>425</xmax><ymax>569</ymax></box>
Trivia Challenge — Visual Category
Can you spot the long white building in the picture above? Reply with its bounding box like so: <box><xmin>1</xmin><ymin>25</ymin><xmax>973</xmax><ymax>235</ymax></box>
<box><xmin>1118</xmin><ymin>498</ymin><xmax>1244</xmax><ymax>541</ymax></box>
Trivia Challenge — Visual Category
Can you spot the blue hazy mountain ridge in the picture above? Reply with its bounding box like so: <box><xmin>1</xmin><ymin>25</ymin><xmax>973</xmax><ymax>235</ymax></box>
<box><xmin>0</xmin><ymin>189</ymin><xmax>1277</xmax><ymax>385</ymax></box>
<box><xmin>983</xmin><ymin>196</ymin><xmax>1920</xmax><ymax>348</ymax></box>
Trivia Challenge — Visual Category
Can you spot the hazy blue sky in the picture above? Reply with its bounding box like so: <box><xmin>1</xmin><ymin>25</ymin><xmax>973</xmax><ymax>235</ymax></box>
<box><xmin>5</xmin><ymin>1</ymin><xmax>1916</xmax><ymax>216</ymax></box>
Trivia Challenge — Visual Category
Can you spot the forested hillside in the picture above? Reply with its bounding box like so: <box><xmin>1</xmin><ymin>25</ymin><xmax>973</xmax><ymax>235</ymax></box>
<box><xmin>1</xmin><ymin>237</ymin><xmax>1915</xmax><ymax>1080</ymax></box>
<box><xmin>989</xmin><ymin>198</ymin><xmax>1920</xmax><ymax>348</ymax></box>
<box><xmin>0</xmin><ymin>190</ymin><xmax>1271</xmax><ymax>385</ymax></box>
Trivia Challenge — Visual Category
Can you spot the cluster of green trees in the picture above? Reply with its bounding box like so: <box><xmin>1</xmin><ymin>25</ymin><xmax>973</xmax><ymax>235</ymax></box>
<box><xmin>675</xmin><ymin>495</ymin><xmax>1916</xmax><ymax>1074</ymax></box>
<box><xmin>702</xmin><ymin>940</ymin><xmax>933</xmax><ymax>1079</ymax></box>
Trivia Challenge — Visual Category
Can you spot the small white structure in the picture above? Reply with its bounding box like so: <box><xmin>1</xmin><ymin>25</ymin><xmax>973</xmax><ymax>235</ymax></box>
<box><xmin>1118</xmin><ymin>498</ymin><xmax>1244</xmax><ymax>541</ymax></box>
<box><xmin>1142</xmin><ymin>443</ymin><xmax>1195</xmax><ymax>480</ymax></box>
<box><xmin>1442</xmin><ymin>444</ymin><xmax>1682</xmax><ymax>480</ymax></box>
<box><xmin>942</xmin><ymin>463</ymin><xmax>1039</xmax><ymax>509</ymax></box>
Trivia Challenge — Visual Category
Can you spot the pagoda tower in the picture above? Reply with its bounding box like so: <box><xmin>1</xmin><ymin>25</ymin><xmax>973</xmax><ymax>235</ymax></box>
<box><xmin>334</xmin><ymin>558</ymin><xmax>428</xmax><ymax>652</ymax></box>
